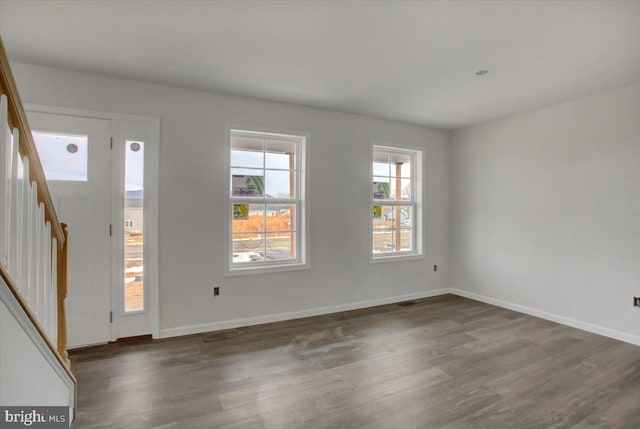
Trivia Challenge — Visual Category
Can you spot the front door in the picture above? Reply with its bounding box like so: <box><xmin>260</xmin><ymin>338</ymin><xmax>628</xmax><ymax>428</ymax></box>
<box><xmin>28</xmin><ymin>111</ymin><xmax>112</xmax><ymax>347</ymax></box>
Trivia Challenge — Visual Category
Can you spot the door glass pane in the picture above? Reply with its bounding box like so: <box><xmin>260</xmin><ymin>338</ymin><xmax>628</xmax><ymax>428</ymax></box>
<box><xmin>124</xmin><ymin>141</ymin><xmax>144</xmax><ymax>312</ymax></box>
<box><xmin>33</xmin><ymin>132</ymin><xmax>88</xmax><ymax>181</ymax></box>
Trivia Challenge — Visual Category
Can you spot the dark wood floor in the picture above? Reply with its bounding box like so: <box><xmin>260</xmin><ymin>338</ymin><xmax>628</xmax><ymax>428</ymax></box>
<box><xmin>70</xmin><ymin>294</ymin><xmax>640</xmax><ymax>428</ymax></box>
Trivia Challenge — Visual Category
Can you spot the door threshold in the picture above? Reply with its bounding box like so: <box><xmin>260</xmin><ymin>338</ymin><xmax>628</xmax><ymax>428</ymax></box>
<box><xmin>113</xmin><ymin>334</ymin><xmax>153</xmax><ymax>343</ymax></box>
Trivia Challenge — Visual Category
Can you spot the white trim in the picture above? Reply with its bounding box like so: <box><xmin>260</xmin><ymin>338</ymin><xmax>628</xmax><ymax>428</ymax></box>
<box><xmin>147</xmin><ymin>119</ymin><xmax>160</xmax><ymax>339</ymax></box>
<box><xmin>225</xmin><ymin>262</ymin><xmax>310</xmax><ymax>277</ymax></box>
<box><xmin>160</xmin><ymin>286</ymin><xmax>640</xmax><ymax>347</ymax></box>
<box><xmin>160</xmin><ymin>288</ymin><xmax>450</xmax><ymax>338</ymax></box>
<box><xmin>23</xmin><ymin>104</ymin><xmax>161</xmax><ymax>340</ymax></box>
<box><xmin>450</xmin><ymin>288</ymin><xmax>640</xmax><ymax>347</ymax></box>
<box><xmin>369</xmin><ymin>253</ymin><xmax>426</xmax><ymax>264</ymax></box>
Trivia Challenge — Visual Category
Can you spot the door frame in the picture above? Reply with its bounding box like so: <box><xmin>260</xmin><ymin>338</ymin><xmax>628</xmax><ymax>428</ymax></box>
<box><xmin>25</xmin><ymin>103</ymin><xmax>160</xmax><ymax>340</ymax></box>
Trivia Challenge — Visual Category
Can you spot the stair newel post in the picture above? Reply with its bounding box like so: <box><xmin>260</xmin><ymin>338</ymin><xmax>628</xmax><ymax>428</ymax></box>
<box><xmin>56</xmin><ymin>223</ymin><xmax>69</xmax><ymax>364</ymax></box>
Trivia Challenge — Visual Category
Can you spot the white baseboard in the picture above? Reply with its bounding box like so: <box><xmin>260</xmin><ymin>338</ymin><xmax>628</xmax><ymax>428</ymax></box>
<box><xmin>450</xmin><ymin>288</ymin><xmax>640</xmax><ymax>347</ymax></box>
<box><xmin>161</xmin><ymin>287</ymin><xmax>640</xmax><ymax>347</ymax></box>
<box><xmin>159</xmin><ymin>288</ymin><xmax>451</xmax><ymax>338</ymax></box>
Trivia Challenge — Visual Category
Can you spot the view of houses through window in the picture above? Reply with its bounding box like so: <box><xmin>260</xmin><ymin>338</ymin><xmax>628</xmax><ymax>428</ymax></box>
<box><xmin>229</xmin><ymin>130</ymin><xmax>304</xmax><ymax>270</ymax></box>
<box><xmin>124</xmin><ymin>140</ymin><xmax>144</xmax><ymax>311</ymax></box>
<box><xmin>372</xmin><ymin>145</ymin><xmax>421</xmax><ymax>259</ymax></box>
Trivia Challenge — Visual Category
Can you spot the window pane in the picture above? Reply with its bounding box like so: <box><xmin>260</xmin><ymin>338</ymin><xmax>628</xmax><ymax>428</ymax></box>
<box><xmin>373</xmin><ymin>150</ymin><xmax>390</xmax><ymax>176</ymax></box>
<box><xmin>266</xmin><ymin>170</ymin><xmax>294</xmax><ymax>198</ymax></box>
<box><xmin>393</xmin><ymin>228</ymin><xmax>413</xmax><ymax>252</ymax></box>
<box><xmin>373</xmin><ymin>162</ymin><xmax>389</xmax><ymax>177</ymax></box>
<box><xmin>389</xmin><ymin>152</ymin><xmax>411</xmax><ymax>177</ymax></box>
<box><xmin>388</xmin><ymin>179</ymin><xmax>411</xmax><ymax>200</ymax></box>
<box><xmin>372</xmin><ymin>228</ymin><xmax>393</xmax><ymax>254</ymax></box>
<box><xmin>401</xmin><ymin>179</ymin><xmax>412</xmax><ymax>200</ymax></box>
<box><xmin>231</xmin><ymin>135</ymin><xmax>264</xmax><ymax>168</ymax></box>
<box><xmin>373</xmin><ymin>177</ymin><xmax>391</xmax><ymax>200</ymax></box>
<box><xmin>124</xmin><ymin>141</ymin><xmax>144</xmax><ymax>312</ymax></box>
<box><xmin>232</xmin><ymin>203</ymin><xmax>265</xmax><ymax>233</ymax></box>
<box><xmin>400</xmin><ymin>161</ymin><xmax>412</xmax><ymax>178</ymax></box>
<box><xmin>231</xmin><ymin>150</ymin><xmax>263</xmax><ymax>169</ymax></box>
<box><xmin>388</xmin><ymin>206</ymin><xmax>413</xmax><ymax>228</ymax></box>
<box><xmin>33</xmin><ymin>132</ymin><xmax>88</xmax><ymax>181</ymax></box>
<box><xmin>232</xmin><ymin>234</ymin><xmax>265</xmax><ymax>263</ymax></box>
<box><xmin>265</xmin><ymin>139</ymin><xmax>296</xmax><ymax>169</ymax></box>
<box><xmin>267</xmin><ymin>232</ymin><xmax>295</xmax><ymax>261</ymax></box>
<box><xmin>232</xmin><ymin>172</ymin><xmax>265</xmax><ymax>197</ymax></box>
<box><xmin>266</xmin><ymin>204</ymin><xmax>295</xmax><ymax>231</ymax></box>
<box><xmin>373</xmin><ymin>205</ymin><xmax>393</xmax><ymax>229</ymax></box>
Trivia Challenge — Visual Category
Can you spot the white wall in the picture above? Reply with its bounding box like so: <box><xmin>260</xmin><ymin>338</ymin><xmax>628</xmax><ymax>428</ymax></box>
<box><xmin>451</xmin><ymin>85</ymin><xmax>640</xmax><ymax>344</ymax></box>
<box><xmin>11</xmin><ymin>63</ymin><xmax>450</xmax><ymax>336</ymax></box>
<box><xmin>1</xmin><ymin>284</ymin><xmax>73</xmax><ymax>419</ymax></box>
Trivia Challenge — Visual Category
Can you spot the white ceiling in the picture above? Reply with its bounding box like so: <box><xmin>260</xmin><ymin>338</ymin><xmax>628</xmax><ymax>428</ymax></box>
<box><xmin>1</xmin><ymin>1</ymin><xmax>639</xmax><ymax>130</ymax></box>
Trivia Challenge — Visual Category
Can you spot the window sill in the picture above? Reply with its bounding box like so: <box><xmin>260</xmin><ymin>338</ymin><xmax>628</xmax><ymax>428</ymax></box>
<box><xmin>369</xmin><ymin>253</ymin><xmax>424</xmax><ymax>264</ymax></box>
<box><xmin>224</xmin><ymin>261</ymin><xmax>310</xmax><ymax>277</ymax></box>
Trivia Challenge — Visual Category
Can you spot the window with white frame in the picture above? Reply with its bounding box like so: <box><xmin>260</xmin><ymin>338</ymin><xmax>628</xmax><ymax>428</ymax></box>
<box><xmin>228</xmin><ymin>129</ymin><xmax>307</xmax><ymax>273</ymax></box>
<box><xmin>371</xmin><ymin>145</ymin><xmax>422</xmax><ymax>260</ymax></box>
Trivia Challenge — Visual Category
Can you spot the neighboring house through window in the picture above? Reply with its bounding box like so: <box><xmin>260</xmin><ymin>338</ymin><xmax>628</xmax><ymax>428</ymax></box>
<box><xmin>371</xmin><ymin>144</ymin><xmax>423</xmax><ymax>261</ymax></box>
<box><xmin>227</xmin><ymin>128</ymin><xmax>308</xmax><ymax>274</ymax></box>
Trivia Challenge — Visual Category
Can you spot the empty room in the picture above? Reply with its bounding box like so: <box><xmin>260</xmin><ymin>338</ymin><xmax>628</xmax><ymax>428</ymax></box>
<box><xmin>0</xmin><ymin>1</ymin><xmax>639</xmax><ymax>428</ymax></box>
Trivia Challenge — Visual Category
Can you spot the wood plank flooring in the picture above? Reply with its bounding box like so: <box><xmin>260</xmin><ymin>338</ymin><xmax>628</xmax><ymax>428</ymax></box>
<box><xmin>69</xmin><ymin>295</ymin><xmax>640</xmax><ymax>428</ymax></box>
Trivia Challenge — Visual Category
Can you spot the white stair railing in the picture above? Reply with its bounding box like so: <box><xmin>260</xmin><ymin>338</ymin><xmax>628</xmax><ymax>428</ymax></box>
<box><xmin>1</xmin><ymin>95</ymin><xmax>58</xmax><ymax>338</ymax></box>
<box><xmin>0</xmin><ymin>34</ymin><xmax>73</xmax><ymax>379</ymax></box>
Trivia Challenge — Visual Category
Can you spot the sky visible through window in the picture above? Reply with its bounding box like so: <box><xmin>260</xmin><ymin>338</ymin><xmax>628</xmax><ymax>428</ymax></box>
<box><xmin>126</xmin><ymin>141</ymin><xmax>144</xmax><ymax>191</ymax></box>
<box><xmin>33</xmin><ymin>132</ymin><xmax>88</xmax><ymax>181</ymax></box>
<box><xmin>33</xmin><ymin>133</ymin><xmax>145</xmax><ymax>189</ymax></box>
<box><xmin>231</xmin><ymin>150</ymin><xmax>292</xmax><ymax>197</ymax></box>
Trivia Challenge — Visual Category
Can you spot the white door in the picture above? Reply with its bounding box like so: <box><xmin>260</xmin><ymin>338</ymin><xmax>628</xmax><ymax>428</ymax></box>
<box><xmin>28</xmin><ymin>111</ymin><xmax>112</xmax><ymax>347</ymax></box>
<box><xmin>112</xmin><ymin>120</ymin><xmax>154</xmax><ymax>340</ymax></box>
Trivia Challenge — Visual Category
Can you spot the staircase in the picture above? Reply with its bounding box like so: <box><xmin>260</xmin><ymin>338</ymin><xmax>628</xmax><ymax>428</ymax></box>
<box><xmin>0</xmin><ymin>36</ymin><xmax>76</xmax><ymax>425</ymax></box>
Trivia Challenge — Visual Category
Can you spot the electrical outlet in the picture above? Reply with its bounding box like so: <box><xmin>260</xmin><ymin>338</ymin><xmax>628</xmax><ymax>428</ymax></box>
<box><xmin>634</xmin><ymin>297</ymin><xmax>640</xmax><ymax>307</ymax></box>
<box><xmin>213</xmin><ymin>287</ymin><xmax>220</xmax><ymax>297</ymax></box>
<box><xmin>433</xmin><ymin>265</ymin><xmax>438</xmax><ymax>272</ymax></box>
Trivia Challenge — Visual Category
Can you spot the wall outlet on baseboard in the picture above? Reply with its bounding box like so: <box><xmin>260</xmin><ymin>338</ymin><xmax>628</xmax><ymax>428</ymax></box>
<box><xmin>634</xmin><ymin>297</ymin><xmax>640</xmax><ymax>307</ymax></box>
<box><xmin>213</xmin><ymin>287</ymin><xmax>220</xmax><ymax>297</ymax></box>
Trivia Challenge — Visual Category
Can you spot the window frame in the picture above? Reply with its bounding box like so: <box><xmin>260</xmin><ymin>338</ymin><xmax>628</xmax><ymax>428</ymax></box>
<box><xmin>225</xmin><ymin>125</ymin><xmax>309</xmax><ymax>276</ymax></box>
<box><xmin>370</xmin><ymin>142</ymin><xmax>424</xmax><ymax>263</ymax></box>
